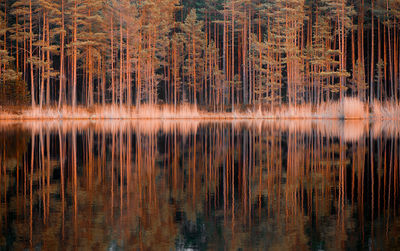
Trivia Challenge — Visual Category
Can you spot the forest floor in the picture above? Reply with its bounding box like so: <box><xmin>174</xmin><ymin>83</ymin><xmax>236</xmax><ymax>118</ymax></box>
<box><xmin>0</xmin><ymin>98</ymin><xmax>399</xmax><ymax>120</ymax></box>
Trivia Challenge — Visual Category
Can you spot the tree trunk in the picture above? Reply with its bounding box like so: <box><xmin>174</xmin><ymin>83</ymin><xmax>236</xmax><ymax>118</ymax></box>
<box><xmin>29</xmin><ymin>0</ymin><xmax>35</xmax><ymax>107</ymax></box>
<box><xmin>58</xmin><ymin>0</ymin><xmax>65</xmax><ymax>109</ymax></box>
<box><xmin>109</xmin><ymin>17</ymin><xmax>114</xmax><ymax>106</ymax></box>
<box><xmin>126</xmin><ymin>25</ymin><xmax>131</xmax><ymax>106</ymax></box>
<box><xmin>46</xmin><ymin>16</ymin><xmax>50</xmax><ymax>105</ymax></box>
<box><xmin>39</xmin><ymin>12</ymin><xmax>46</xmax><ymax>110</ymax></box>
<box><xmin>387</xmin><ymin>0</ymin><xmax>393</xmax><ymax>102</ymax></box>
<box><xmin>231</xmin><ymin>0</ymin><xmax>235</xmax><ymax>112</ymax></box>
<box><xmin>370</xmin><ymin>0</ymin><xmax>374</xmax><ymax>102</ymax></box>
<box><xmin>72</xmin><ymin>0</ymin><xmax>77</xmax><ymax>109</ymax></box>
<box><xmin>340</xmin><ymin>0</ymin><xmax>345</xmax><ymax>103</ymax></box>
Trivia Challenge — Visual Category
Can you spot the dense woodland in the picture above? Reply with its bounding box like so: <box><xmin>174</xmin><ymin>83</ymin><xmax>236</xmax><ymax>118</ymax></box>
<box><xmin>0</xmin><ymin>0</ymin><xmax>399</xmax><ymax>111</ymax></box>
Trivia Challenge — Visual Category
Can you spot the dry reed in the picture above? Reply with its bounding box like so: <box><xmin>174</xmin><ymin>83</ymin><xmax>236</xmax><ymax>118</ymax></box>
<box><xmin>0</xmin><ymin>97</ymin><xmax>398</xmax><ymax>120</ymax></box>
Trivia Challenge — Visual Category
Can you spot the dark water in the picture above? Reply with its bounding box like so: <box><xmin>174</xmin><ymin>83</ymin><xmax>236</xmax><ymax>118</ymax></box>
<box><xmin>0</xmin><ymin>120</ymin><xmax>400</xmax><ymax>250</ymax></box>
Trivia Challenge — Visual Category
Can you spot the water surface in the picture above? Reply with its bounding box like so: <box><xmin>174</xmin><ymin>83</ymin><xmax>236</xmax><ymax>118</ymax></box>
<box><xmin>0</xmin><ymin>120</ymin><xmax>400</xmax><ymax>250</ymax></box>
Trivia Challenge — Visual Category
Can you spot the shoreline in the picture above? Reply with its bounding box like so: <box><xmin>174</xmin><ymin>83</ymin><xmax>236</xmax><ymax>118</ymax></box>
<box><xmin>1</xmin><ymin>98</ymin><xmax>399</xmax><ymax>121</ymax></box>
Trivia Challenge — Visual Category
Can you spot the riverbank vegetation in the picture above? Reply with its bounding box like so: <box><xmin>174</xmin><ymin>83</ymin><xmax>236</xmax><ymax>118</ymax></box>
<box><xmin>0</xmin><ymin>0</ymin><xmax>399</xmax><ymax>117</ymax></box>
<box><xmin>0</xmin><ymin>97</ymin><xmax>399</xmax><ymax>120</ymax></box>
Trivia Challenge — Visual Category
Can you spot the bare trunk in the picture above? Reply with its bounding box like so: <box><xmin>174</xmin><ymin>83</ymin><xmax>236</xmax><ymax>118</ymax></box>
<box><xmin>126</xmin><ymin>26</ymin><xmax>131</xmax><ymax>106</ymax></box>
<box><xmin>39</xmin><ymin>12</ymin><xmax>46</xmax><ymax>110</ymax></box>
<box><xmin>231</xmin><ymin>0</ymin><xmax>235</xmax><ymax>112</ymax></box>
<box><xmin>370</xmin><ymin>0</ymin><xmax>374</xmax><ymax>102</ymax></box>
<box><xmin>387</xmin><ymin>0</ymin><xmax>393</xmax><ymax>102</ymax></box>
<box><xmin>72</xmin><ymin>0</ymin><xmax>77</xmax><ymax>109</ymax></box>
<box><xmin>58</xmin><ymin>0</ymin><xmax>65</xmax><ymax>108</ymax></box>
<box><xmin>46</xmin><ymin>17</ymin><xmax>50</xmax><ymax>105</ymax></box>
<box><xmin>111</xmin><ymin>16</ymin><xmax>115</xmax><ymax>106</ymax></box>
<box><xmin>119</xmin><ymin>13</ymin><xmax>123</xmax><ymax>108</ymax></box>
<box><xmin>29</xmin><ymin>0</ymin><xmax>35</xmax><ymax>107</ymax></box>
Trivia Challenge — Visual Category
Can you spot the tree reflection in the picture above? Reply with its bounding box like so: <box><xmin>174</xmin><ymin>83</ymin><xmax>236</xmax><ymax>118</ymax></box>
<box><xmin>0</xmin><ymin>120</ymin><xmax>399</xmax><ymax>250</ymax></box>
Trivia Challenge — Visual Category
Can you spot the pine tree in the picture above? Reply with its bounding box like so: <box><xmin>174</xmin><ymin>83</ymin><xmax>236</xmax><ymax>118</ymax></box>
<box><xmin>0</xmin><ymin>7</ymin><xmax>28</xmax><ymax>105</ymax></box>
<box><xmin>35</xmin><ymin>0</ymin><xmax>61</xmax><ymax>108</ymax></box>
<box><xmin>182</xmin><ymin>9</ymin><xmax>205</xmax><ymax>106</ymax></box>
<box><xmin>375</xmin><ymin>58</ymin><xmax>384</xmax><ymax>100</ymax></box>
<box><xmin>58</xmin><ymin>0</ymin><xmax>65</xmax><ymax>108</ymax></box>
<box><xmin>310</xmin><ymin>16</ymin><xmax>341</xmax><ymax>103</ymax></box>
<box><xmin>320</xmin><ymin>0</ymin><xmax>354</xmax><ymax>102</ymax></box>
<box><xmin>70</xmin><ymin>0</ymin><xmax>79</xmax><ymax>108</ymax></box>
<box><xmin>171</xmin><ymin>32</ymin><xmax>184</xmax><ymax>110</ymax></box>
<box><xmin>75</xmin><ymin>0</ymin><xmax>106</xmax><ymax>106</ymax></box>
<box><xmin>137</xmin><ymin>0</ymin><xmax>179</xmax><ymax>105</ymax></box>
<box><xmin>10</xmin><ymin>1</ymin><xmax>29</xmax><ymax>75</ymax></box>
<box><xmin>352</xmin><ymin>59</ymin><xmax>368</xmax><ymax>99</ymax></box>
<box><xmin>0</xmin><ymin>9</ymin><xmax>15</xmax><ymax>83</ymax></box>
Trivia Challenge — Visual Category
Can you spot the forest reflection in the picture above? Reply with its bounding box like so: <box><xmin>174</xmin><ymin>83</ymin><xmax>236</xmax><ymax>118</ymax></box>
<box><xmin>0</xmin><ymin>120</ymin><xmax>400</xmax><ymax>250</ymax></box>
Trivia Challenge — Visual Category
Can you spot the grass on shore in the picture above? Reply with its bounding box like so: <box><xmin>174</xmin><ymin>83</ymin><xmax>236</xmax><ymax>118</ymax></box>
<box><xmin>0</xmin><ymin>97</ymin><xmax>398</xmax><ymax>120</ymax></box>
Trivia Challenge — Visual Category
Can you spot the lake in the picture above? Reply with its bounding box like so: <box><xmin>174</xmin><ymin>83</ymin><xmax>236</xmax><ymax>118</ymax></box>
<box><xmin>0</xmin><ymin>120</ymin><xmax>399</xmax><ymax>250</ymax></box>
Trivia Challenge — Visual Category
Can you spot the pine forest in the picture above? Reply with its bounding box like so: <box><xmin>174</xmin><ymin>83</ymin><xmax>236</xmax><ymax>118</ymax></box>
<box><xmin>0</xmin><ymin>0</ymin><xmax>400</xmax><ymax>117</ymax></box>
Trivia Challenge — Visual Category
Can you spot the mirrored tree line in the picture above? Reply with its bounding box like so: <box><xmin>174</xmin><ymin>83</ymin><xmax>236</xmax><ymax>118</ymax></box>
<box><xmin>0</xmin><ymin>121</ymin><xmax>400</xmax><ymax>249</ymax></box>
<box><xmin>0</xmin><ymin>0</ymin><xmax>400</xmax><ymax>109</ymax></box>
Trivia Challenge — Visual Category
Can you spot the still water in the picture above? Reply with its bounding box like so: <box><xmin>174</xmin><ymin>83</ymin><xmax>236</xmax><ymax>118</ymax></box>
<box><xmin>0</xmin><ymin>120</ymin><xmax>400</xmax><ymax>250</ymax></box>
